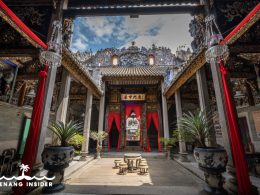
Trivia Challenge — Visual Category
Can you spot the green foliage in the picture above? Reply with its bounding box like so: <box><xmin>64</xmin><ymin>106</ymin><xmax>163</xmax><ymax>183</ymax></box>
<box><xmin>68</xmin><ymin>134</ymin><xmax>85</xmax><ymax>150</ymax></box>
<box><xmin>178</xmin><ymin>109</ymin><xmax>213</xmax><ymax>148</ymax></box>
<box><xmin>160</xmin><ymin>130</ymin><xmax>179</xmax><ymax>146</ymax></box>
<box><xmin>90</xmin><ymin>131</ymin><xmax>108</xmax><ymax>145</ymax></box>
<box><xmin>48</xmin><ymin>121</ymin><xmax>83</xmax><ymax>147</ymax></box>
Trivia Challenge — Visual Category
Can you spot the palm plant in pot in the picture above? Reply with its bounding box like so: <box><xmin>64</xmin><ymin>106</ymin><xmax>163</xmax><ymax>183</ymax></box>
<box><xmin>160</xmin><ymin>130</ymin><xmax>179</xmax><ymax>160</ymax></box>
<box><xmin>178</xmin><ymin>110</ymin><xmax>228</xmax><ymax>194</ymax></box>
<box><xmin>41</xmin><ymin>121</ymin><xmax>82</xmax><ymax>193</ymax></box>
<box><xmin>90</xmin><ymin>131</ymin><xmax>108</xmax><ymax>159</ymax></box>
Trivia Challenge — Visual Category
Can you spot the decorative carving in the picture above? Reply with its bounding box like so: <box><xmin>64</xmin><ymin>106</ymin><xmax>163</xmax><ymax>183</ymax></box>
<box><xmin>74</xmin><ymin>43</ymin><xmax>181</xmax><ymax>67</ymax></box>
<box><xmin>164</xmin><ymin>48</ymin><xmax>206</xmax><ymax>99</ymax></box>
<box><xmin>63</xmin><ymin>18</ymin><xmax>74</xmax><ymax>48</ymax></box>
<box><xmin>62</xmin><ymin>47</ymin><xmax>102</xmax><ymax>98</ymax></box>
<box><xmin>189</xmin><ymin>14</ymin><xmax>205</xmax><ymax>53</ymax></box>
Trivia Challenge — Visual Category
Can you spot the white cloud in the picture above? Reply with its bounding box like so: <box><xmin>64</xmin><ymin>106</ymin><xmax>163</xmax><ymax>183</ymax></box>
<box><xmin>120</xmin><ymin>14</ymin><xmax>193</xmax><ymax>53</ymax></box>
<box><xmin>71</xmin><ymin>38</ymin><xmax>88</xmax><ymax>52</ymax></box>
<box><xmin>82</xmin><ymin>17</ymin><xmax>116</xmax><ymax>37</ymax></box>
<box><xmin>72</xmin><ymin>14</ymin><xmax>193</xmax><ymax>53</ymax></box>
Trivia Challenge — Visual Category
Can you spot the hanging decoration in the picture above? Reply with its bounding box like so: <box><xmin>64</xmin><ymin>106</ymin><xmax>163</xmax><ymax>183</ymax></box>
<box><xmin>40</xmin><ymin>20</ymin><xmax>62</xmax><ymax>67</ymax></box>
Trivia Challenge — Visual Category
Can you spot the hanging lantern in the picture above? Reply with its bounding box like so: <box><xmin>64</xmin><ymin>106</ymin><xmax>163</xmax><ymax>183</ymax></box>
<box><xmin>40</xmin><ymin>20</ymin><xmax>62</xmax><ymax>67</ymax></box>
<box><xmin>205</xmin><ymin>15</ymin><xmax>229</xmax><ymax>64</ymax></box>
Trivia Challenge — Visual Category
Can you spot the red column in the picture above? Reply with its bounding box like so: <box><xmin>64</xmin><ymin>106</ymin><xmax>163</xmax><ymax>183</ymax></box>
<box><xmin>13</xmin><ymin>65</ymin><xmax>48</xmax><ymax>195</ymax></box>
<box><xmin>219</xmin><ymin>61</ymin><xmax>251</xmax><ymax>195</ymax></box>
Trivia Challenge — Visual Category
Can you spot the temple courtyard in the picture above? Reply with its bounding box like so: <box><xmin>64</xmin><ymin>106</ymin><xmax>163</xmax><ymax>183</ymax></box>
<box><xmin>54</xmin><ymin>158</ymin><xmax>205</xmax><ymax>195</ymax></box>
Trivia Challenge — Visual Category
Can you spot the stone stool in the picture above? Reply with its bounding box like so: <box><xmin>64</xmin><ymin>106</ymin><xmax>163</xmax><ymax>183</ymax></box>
<box><xmin>114</xmin><ymin>159</ymin><xmax>121</xmax><ymax>168</ymax></box>
<box><xmin>119</xmin><ymin>163</ymin><xmax>128</xmax><ymax>175</ymax></box>
<box><xmin>139</xmin><ymin>163</ymin><xmax>149</xmax><ymax>175</ymax></box>
<box><xmin>137</xmin><ymin>159</ymin><xmax>147</xmax><ymax>168</ymax></box>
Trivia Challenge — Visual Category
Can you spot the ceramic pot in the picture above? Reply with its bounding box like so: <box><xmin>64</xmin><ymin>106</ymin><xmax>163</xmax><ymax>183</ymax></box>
<box><xmin>194</xmin><ymin>147</ymin><xmax>228</xmax><ymax>194</ymax></box>
<box><xmin>41</xmin><ymin>146</ymin><xmax>74</xmax><ymax>193</ymax></box>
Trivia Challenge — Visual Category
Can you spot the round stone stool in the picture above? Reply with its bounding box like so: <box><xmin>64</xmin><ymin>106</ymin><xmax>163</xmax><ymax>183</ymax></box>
<box><xmin>139</xmin><ymin>163</ymin><xmax>149</xmax><ymax>175</ymax></box>
<box><xmin>114</xmin><ymin>160</ymin><xmax>121</xmax><ymax>168</ymax></box>
<box><xmin>119</xmin><ymin>163</ymin><xmax>128</xmax><ymax>175</ymax></box>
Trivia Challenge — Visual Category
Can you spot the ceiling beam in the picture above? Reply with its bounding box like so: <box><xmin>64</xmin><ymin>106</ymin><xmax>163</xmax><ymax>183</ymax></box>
<box><xmin>230</xmin><ymin>44</ymin><xmax>260</xmax><ymax>54</ymax></box>
<box><xmin>64</xmin><ymin>5</ymin><xmax>203</xmax><ymax>17</ymax></box>
<box><xmin>4</xmin><ymin>0</ymin><xmax>52</xmax><ymax>6</ymax></box>
<box><xmin>68</xmin><ymin>0</ymin><xmax>200</xmax><ymax>7</ymax></box>
<box><xmin>0</xmin><ymin>49</ymin><xmax>39</xmax><ymax>58</ymax></box>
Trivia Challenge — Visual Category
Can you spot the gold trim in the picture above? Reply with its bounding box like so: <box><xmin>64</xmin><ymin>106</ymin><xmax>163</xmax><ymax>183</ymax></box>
<box><xmin>0</xmin><ymin>10</ymin><xmax>44</xmax><ymax>49</ymax></box>
<box><xmin>225</xmin><ymin>10</ymin><xmax>260</xmax><ymax>45</ymax></box>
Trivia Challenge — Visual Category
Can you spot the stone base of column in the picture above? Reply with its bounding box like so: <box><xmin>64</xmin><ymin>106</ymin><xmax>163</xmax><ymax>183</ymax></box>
<box><xmin>224</xmin><ymin>165</ymin><xmax>258</xmax><ymax>195</ymax></box>
<box><xmin>178</xmin><ymin>152</ymin><xmax>189</xmax><ymax>162</ymax></box>
<box><xmin>79</xmin><ymin>152</ymin><xmax>89</xmax><ymax>161</ymax></box>
<box><xmin>224</xmin><ymin>165</ymin><xmax>237</xmax><ymax>195</ymax></box>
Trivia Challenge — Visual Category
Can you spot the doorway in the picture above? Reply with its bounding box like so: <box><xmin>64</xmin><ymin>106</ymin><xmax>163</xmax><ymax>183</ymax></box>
<box><xmin>148</xmin><ymin>119</ymin><xmax>158</xmax><ymax>151</ymax></box>
<box><xmin>109</xmin><ymin>120</ymin><xmax>119</xmax><ymax>150</ymax></box>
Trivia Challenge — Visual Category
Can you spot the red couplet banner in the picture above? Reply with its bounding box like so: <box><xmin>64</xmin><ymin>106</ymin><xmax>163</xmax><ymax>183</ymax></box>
<box><xmin>125</xmin><ymin>104</ymin><xmax>142</xmax><ymax>146</ymax></box>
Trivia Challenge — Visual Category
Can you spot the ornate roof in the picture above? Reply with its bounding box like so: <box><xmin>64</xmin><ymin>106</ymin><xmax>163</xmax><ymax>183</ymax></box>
<box><xmin>100</xmin><ymin>66</ymin><xmax>167</xmax><ymax>77</ymax></box>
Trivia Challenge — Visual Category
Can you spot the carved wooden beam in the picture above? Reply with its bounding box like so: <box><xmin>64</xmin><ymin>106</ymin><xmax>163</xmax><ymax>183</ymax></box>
<box><xmin>64</xmin><ymin>5</ymin><xmax>203</xmax><ymax>17</ymax></box>
<box><xmin>164</xmin><ymin>48</ymin><xmax>206</xmax><ymax>99</ymax></box>
<box><xmin>4</xmin><ymin>0</ymin><xmax>52</xmax><ymax>6</ymax></box>
<box><xmin>62</xmin><ymin>47</ymin><xmax>103</xmax><ymax>99</ymax></box>
<box><xmin>0</xmin><ymin>49</ymin><xmax>39</xmax><ymax>58</ymax></box>
<box><xmin>230</xmin><ymin>44</ymin><xmax>260</xmax><ymax>54</ymax></box>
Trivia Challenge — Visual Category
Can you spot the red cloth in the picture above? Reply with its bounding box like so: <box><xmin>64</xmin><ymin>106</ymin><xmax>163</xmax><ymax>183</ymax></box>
<box><xmin>0</xmin><ymin>0</ymin><xmax>48</xmax><ymax>49</ymax></box>
<box><xmin>146</xmin><ymin>112</ymin><xmax>161</xmax><ymax>152</ymax></box>
<box><xmin>107</xmin><ymin>112</ymin><xmax>121</xmax><ymax>152</ymax></box>
<box><xmin>125</xmin><ymin>104</ymin><xmax>142</xmax><ymax>146</ymax></box>
<box><xmin>14</xmin><ymin>65</ymin><xmax>48</xmax><ymax>195</ymax></box>
<box><xmin>220</xmin><ymin>61</ymin><xmax>252</xmax><ymax>195</ymax></box>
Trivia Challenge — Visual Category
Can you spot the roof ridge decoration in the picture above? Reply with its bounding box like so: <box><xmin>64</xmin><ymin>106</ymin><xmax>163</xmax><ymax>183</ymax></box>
<box><xmin>74</xmin><ymin>43</ymin><xmax>192</xmax><ymax>67</ymax></box>
<box><xmin>62</xmin><ymin>46</ymin><xmax>103</xmax><ymax>98</ymax></box>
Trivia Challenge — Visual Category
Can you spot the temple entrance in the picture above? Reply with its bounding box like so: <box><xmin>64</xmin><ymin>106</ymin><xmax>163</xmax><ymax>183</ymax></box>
<box><xmin>148</xmin><ymin>119</ymin><xmax>158</xmax><ymax>151</ymax></box>
<box><xmin>109</xmin><ymin>120</ymin><xmax>119</xmax><ymax>150</ymax></box>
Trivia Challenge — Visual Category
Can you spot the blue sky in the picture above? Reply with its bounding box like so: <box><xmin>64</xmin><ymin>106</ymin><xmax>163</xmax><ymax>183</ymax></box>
<box><xmin>71</xmin><ymin>14</ymin><xmax>193</xmax><ymax>54</ymax></box>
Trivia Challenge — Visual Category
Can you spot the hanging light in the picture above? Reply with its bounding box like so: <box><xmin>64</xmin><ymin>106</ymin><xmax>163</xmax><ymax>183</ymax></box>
<box><xmin>40</xmin><ymin>20</ymin><xmax>62</xmax><ymax>67</ymax></box>
<box><xmin>205</xmin><ymin>15</ymin><xmax>229</xmax><ymax>64</ymax></box>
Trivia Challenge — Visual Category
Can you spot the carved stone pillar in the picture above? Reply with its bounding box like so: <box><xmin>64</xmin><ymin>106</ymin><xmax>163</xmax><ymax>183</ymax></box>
<box><xmin>196</xmin><ymin>67</ymin><xmax>217</xmax><ymax>146</ymax></box>
<box><xmin>56</xmin><ymin>69</ymin><xmax>71</xmax><ymax>123</ymax></box>
<box><xmin>210</xmin><ymin>61</ymin><xmax>237</xmax><ymax>194</ymax></box>
<box><xmin>80</xmin><ymin>90</ymin><xmax>93</xmax><ymax>160</ymax></box>
<box><xmin>161</xmin><ymin>82</ymin><xmax>169</xmax><ymax>139</ymax></box>
<box><xmin>35</xmin><ymin>0</ymin><xmax>66</xmax><ymax>166</ymax></box>
<box><xmin>175</xmin><ymin>89</ymin><xmax>188</xmax><ymax>162</ymax></box>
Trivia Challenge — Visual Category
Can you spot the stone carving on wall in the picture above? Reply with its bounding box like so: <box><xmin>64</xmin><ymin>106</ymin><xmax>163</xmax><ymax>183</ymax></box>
<box><xmin>74</xmin><ymin>42</ymin><xmax>185</xmax><ymax>67</ymax></box>
<box><xmin>219</xmin><ymin>1</ymin><xmax>259</xmax><ymax>22</ymax></box>
<box><xmin>231</xmin><ymin>78</ymin><xmax>249</xmax><ymax>108</ymax></box>
<box><xmin>189</xmin><ymin>14</ymin><xmax>205</xmax><ymax>53</ymax></box>
<box><xmin>63</xmin><ymin>18</ymin><xmax>74</xmax><ymax>48</ymax></box>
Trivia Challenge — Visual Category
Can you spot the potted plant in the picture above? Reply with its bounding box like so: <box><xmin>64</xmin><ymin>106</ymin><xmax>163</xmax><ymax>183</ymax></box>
<box><xmin>41</xmin><ymin>121</ymin><xmax>82</xmax><ymax>193</ymax></box>
<box><xmin>160</xmin><ymin>130</ymin><xmax>179</xmax><ymax>160</ymax></box>
<box><xmin>90</xmin><ymin>131</ymin><xmax>108</xmax><ymax>159</ymax></box>
<box><xmin>178</xmin><ymin>110</ymin><xmax>228</xmax><ymax>194</ymax></box>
